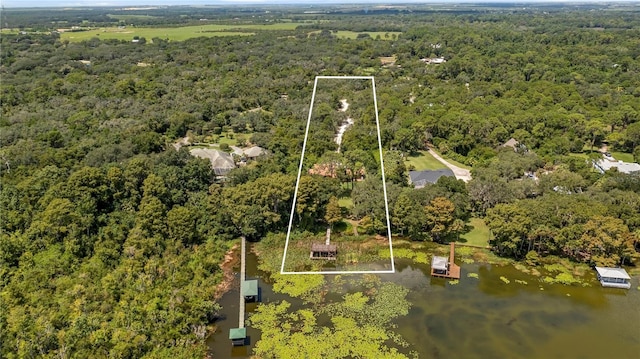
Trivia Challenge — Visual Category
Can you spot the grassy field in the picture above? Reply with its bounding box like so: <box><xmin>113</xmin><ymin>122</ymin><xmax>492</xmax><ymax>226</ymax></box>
<box><xmin>338</xmin><ymin>197</ymin><xmax>353</xmax><ymax>209</ymax></box>
<box><xmin>610</xmin><ymin>151</ymin><xmax>635</xmax><ymax>162</ymax></box>
<box><xmin>405</xmin><ymin>151</ymin><xmax>447</xmax><ymax>171</ymax></box>
<box><xmin>309</xmin><ymin>30</ymin><xmax>401</xmax><ymax>40</ymax></box>
<box><xmin>458</xmin><ymin>218</ymin><xmax>490</xmax><ymax>247</ymax></box>
<box><xmin>570</xmin><ymin>150</ymin><xmax>635</xmax><ymax>163</ymax></box>
<box><xmin>568</xmin><ymin>152</ymin><xmax>589</xmax><ymax>159</ymax></box>
<box><xmin>60</xmin><ymin>22</ymin><xmax>307</xmax><ymax>42</ymax></box>
<box><xmin>216</xmin><ymin>132</ymin><xmax>253</xmax><ymax>146</ymax></box>
<box><xmin>434</xmin><ymin>150</ymin><xmax>473</xmax><ymax>170</ymax></box>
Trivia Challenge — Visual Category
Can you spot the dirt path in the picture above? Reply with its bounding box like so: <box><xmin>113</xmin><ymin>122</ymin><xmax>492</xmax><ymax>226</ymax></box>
<box><xmin>335</xmin><ymin>99</ymin><xmax>354</xmax><ymax>152</ymax></box>
<box><xmin>428</xmin><ymin>148</ymin><xmax>472</xmax><ymax>182</ymax></box>
<box><xmin>346</xmin><ymin>219</ymin><xmax>359</xmax><ymax>236</ymax></box>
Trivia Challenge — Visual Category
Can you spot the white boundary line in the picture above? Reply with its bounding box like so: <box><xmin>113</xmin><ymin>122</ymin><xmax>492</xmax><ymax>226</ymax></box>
<box><xmin>280</xmin><ymin>75</ymin><xmax>395</xmax><ymax>275</ymax></box>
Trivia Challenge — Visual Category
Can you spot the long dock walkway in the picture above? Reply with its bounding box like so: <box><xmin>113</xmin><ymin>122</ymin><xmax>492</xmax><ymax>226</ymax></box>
<box><xmin>238</xmin><ymin>236</ymin><xmax>246</xmax><ymax>328</ymax></box>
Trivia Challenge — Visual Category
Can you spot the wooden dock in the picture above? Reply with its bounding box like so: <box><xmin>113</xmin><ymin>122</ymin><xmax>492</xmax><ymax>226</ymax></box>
<box><xmin>238</xmin><ymin>236</ymin><xmax>246</xmax><ymax>328</ymax></box>
<box><xmin>430</xmin><ymin>242</ymin><xmax>461</xmax><ymax>279</ymax></box>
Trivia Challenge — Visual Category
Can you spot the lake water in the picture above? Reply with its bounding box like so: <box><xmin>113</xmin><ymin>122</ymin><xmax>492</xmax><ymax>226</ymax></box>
<box><xmin>208</xmin><ymin>245</ymin><xmax>640</xmax><ymax>358</ymax></box>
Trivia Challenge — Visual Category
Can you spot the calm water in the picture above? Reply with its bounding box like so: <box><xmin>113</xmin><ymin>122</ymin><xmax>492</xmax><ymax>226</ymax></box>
<box><xmin>208</xmin><ymin>245</ymin><xmax>640</xmax><ymax>358</ymax></box>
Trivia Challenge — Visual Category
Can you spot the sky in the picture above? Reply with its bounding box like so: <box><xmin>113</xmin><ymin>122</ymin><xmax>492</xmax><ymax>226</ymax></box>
<box><xmin>3</xmin><ymin>0</ymin><xmax>636</xmax><ymax>9</ymax></box>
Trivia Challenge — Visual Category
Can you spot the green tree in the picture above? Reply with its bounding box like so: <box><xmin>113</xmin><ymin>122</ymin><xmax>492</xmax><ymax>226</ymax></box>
<box><xmin>424</xmin><ymin>197</ymin><xmax>456</xmax><ymax>242</ymax></box>
<box><xmin>486</xmin><ymin>203</ymin><xmax>533</xmax><ymax>258</ymax></box>
<box><xmin>324</xmin><ymin>196</ymin><xmax>342</xmax><ymax>229</ymax></box>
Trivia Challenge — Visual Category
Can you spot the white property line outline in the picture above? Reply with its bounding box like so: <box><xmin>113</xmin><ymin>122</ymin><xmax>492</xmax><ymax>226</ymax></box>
<box><xmin>280</xmin><ymin>75</ymin><xmax>395</xmax><ymax>275</ymax></box>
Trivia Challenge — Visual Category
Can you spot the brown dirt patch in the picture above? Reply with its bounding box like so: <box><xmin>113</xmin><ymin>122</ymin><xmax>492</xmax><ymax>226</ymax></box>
<box><xmin>214</xmin><ymin>244</ymin><xmax>239</xmax><ymax>300</ymax></box>
<box><xmin>379</xmin><ymin>55</ymin><xmax>397</xmax><ymax>65</ymax></box>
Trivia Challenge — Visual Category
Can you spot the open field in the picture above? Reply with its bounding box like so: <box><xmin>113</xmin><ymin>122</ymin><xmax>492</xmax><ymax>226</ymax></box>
<box><xmin>405</xmin><ymin>150</ymin><xmax>447</xmax><ymax>171</ymax></box>
<box><xmin>309</xmin><ymin>30</ymin><xmax>401</xmax><ymax>40</ymax></box>
<box><xmin>458</xmin><ymin>217</ymin><xmax>490</xmax><ymax>247</ymax></box>
<box><xmin>60</xmin><ymin>22</ymin><xmax>307</xmax><ymax>42</ymax></box>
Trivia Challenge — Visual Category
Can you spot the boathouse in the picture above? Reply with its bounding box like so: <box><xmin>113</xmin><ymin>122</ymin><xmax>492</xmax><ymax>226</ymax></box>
<box><xmin>310</xmin><ymin>243</ymin><xmax>337</xmax><ymax>260</ymax></box>
<box><xmin>242</xmin><ymin>279</ymin><xmax>259</xmax><ymax>302</ymax></box>
<box><xmin>430</xmin><ymin>242</ymin><xmax>461</xmax><ymax>279</ymax></box>
<box><xmin>229</xmin><ymin>327</ymin><xmax>246</xmax><ymax>346</ymax></box>
<box><xmin>594</xmin><ymin>267</ymin><xmax>631</xmax><ymax>289</ymax></box>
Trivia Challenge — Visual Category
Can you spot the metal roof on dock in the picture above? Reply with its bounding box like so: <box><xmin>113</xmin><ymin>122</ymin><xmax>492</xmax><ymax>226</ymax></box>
<box><xmin>242</xmin><ymin>279</ymin><xmax>258</xmax><ymax>297</ymax></box>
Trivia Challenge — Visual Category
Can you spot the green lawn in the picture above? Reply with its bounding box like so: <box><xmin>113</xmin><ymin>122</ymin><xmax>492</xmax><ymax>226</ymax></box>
<box><xmin>61</xmin><ymin>23</ymin><xmax>307</xmax><ymax>42</ymax></box>
<box><xmin>610</xmin><ymin>151</ymin><xmax>635</xmax><ymax>163</ymax></box>
<box><xmin>432</xmin><ymin>150</ymin><xmax>473</xmax><ymax>170</ymax></box>
<box><xmin>570</xmin><ymin>150</ymin><xmax>635</xmax><ymax>163</ymax></box>
<box><xmin>338</xmin><ymin>197</ymin><xmax>353</xmax><ymax>209</ymax></box>
<box><xmin>458</xmin><ymin>218</ymin><xmax>490</xmax><ymax>247</ymax></box>
<box><xmin>568</xmin><ymin>152</ymin><xmax>589</xmax><ymax>159</ymax></box>
<box><xmin>216</xmin><ymin>132</ymin><xmax>253</xmax><ymax>146</ymax></box>
<box><xmin>405</xmin><ymin>151</ymin><xmax>447</xmax><ymax>171</ymax></box>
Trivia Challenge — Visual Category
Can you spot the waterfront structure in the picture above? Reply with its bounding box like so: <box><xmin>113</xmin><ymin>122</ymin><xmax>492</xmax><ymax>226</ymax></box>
<box><xmin>594</xmin><ymin>267</ymin><xmax>631</xmax><ymax>289</ymax></box>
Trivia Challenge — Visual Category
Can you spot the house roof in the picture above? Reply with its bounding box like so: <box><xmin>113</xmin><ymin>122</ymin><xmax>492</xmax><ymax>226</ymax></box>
<box><xmin>242</xmin><ymin>279</ymin><xmax>258</xmax><ymax>297</ymax></box>
<box><xmin>594</xmin><ymin>159</ymin><xmax>640</xmax><ymax>174</ymax></box>
<box><xmin>595</xmin><ymin>267</ymin><xmax>631</xmax><ymax>280</ymax></box>
<box><xmin>230</xmin><ymin>146</ymin><xmax>245</xmax><ymax>156</ymax></box>
<box><xmin>409</xmin><ymin>169</ymin><xmax>455</xmax><ymax>188</ymax></box>
<box><xmin>189</xmin><ymin>148</ymin><xmax>235</xmax><ymax>176</ymax></box>
<box><xmin>311</xmin><ymin>243</ymin><xmax>337</xmax><ymax>252</ymax></box>
<box><xmin>229</xmin><ymin>327</ymin><xmax>246</xmax><ymax>340</ymax></box>
<box><xmin>502</xmin><ymin>138</ymin><xmax>519</xmax><ymax>149</ymax></box>
<box><xmin>431</xmin><ymin>256</ymin><xmax>448</xmax><ymax>271</ymax></box>
<box><xmin>244</xmin><ymin>146</ymin><xmax>266</xmax><ymax>158</ymax></box>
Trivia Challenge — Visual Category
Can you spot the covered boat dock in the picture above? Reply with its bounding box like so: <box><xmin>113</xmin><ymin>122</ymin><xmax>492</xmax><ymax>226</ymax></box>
<box><xmin>430</xmin><ymin>242</ymin><xmax>461</xmax><ymax>279</ymax></box>
<box><xmin>595</xmin><ymin>267</ymin><xmax>631</xmax><ymax>289</ymax></box>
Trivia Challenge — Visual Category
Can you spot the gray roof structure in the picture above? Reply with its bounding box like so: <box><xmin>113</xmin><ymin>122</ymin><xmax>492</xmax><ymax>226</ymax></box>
<box><xmin>311</xmin><ymin>243</ymin><xmax>337</xmax><ymax>252</ymax></box>
<box><xmin>593</xmin><ymin>159</ymin><xmax>640</xmax><ymax>174</ymax></box>
<box><xmin>229</xmin><ymin>327</ymin><xmax>246</xmax><ymax>340</ymax></box>
<box><xmin>595</xmin><ymin>267</ymin><xmax>631</xmax><ymax>280</ymax></box>
<box><xmin>502</xmin><ymin>138</ymin><xmax>519</xmax><ymax>149</ymax></box>
<box><xmin>409</xmin><ymin>169</ymin><xmax>455</xmax><ymax>188</ymax></box>
<box><xmin>431</xmin><ymin>256</ymin><xmax>448</xmax><ymax>271</ymax></box>
<box><xmin>189</xmin><ymin>148</ymin><xmax>236</xmax><ymax>176</ymax></box>
<box><xmin>243</xmin><ymin>146</ymin><xmax>266</xmax><ymax>158</ymax></box>
<box><xmin>242</xmin><ymin>279</ymin><xmax>258</xmax><ymax>297</ymax></box>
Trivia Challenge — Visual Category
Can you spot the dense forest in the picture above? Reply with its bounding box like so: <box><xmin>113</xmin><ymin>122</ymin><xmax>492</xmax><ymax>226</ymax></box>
<box><xmin>1</xmin><ymin>4</ymin><xmax>640</xmax><ymax>357</ymax></box>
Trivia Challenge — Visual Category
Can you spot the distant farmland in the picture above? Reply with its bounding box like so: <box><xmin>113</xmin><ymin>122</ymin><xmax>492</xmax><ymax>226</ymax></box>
<box><xmin>60</xmin><ymin>22</ymin><xmax>307</xmax><ymax>42</ymax></box>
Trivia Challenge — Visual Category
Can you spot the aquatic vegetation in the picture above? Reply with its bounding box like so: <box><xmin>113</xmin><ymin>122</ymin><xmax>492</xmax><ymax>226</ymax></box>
<box><xmin>449</xmin><ymin>279</ymin><xmax>459</xmax><ymax>285</ymax></box>
<box><xmin>531</xmin><ymin>268</ymin><xmax>541</xmax><ymax>277</ymax></box>
<box><xmin>467</xmin><ymin>273</ymin><xmax>479</xmax><ymax>278</ymax></box>
<box><xmin>381</xmin><ymin>247</ymin><xmax>428</xmax><ymax>264</ymax></box>
<box><xmin>457</xmin><ymin>246</ymin><xmax>474</xmax><ymax>257</ymax></box>
<box><xmin>500</xmin><ymin>276</ymin><xmax>510</xmax><ymax>284</ymax></box>
<box><xmin>542</xmin><ymin>272</ymin><xmax>581</xmax><ymax>285</ymax></box>
<box><xmin>514</xmin><ymin>263</ymin><xmax>530</xmax><ymax>274</ymax></box>
<box><xmin>515</xmin><ymin>279</ymin><xmax>528</xmax><ymax>285</ymax></box>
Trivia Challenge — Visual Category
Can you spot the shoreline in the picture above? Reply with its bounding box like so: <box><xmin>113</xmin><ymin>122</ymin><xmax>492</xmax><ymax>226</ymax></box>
<box><xmin>213</xmin><ymin>242</ymin><xmax>240</xmax><ymax>301</ymax></box>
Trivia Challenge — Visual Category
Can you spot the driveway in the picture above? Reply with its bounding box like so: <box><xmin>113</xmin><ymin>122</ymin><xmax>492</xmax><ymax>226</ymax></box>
<box><xmin>428</xmin><ymin>149</ymin><xmax>472</xmax><ymax>182</ymax></box>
